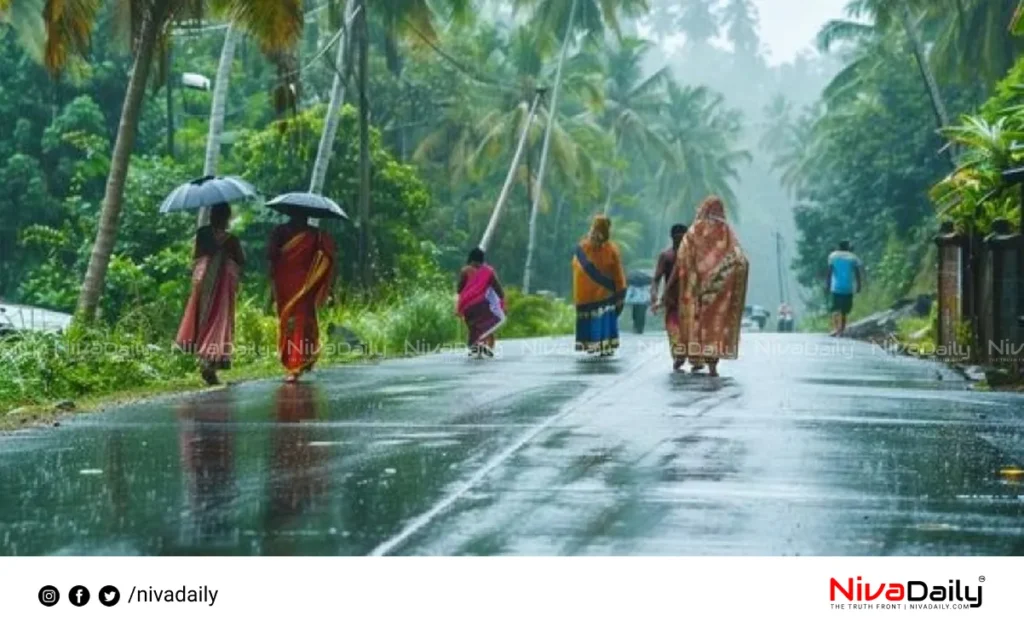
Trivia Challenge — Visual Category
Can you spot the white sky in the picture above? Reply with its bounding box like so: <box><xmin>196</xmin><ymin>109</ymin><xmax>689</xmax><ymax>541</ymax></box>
<box><xmin>753</xmin><ymin>0</ymin><xmax>850</xmax><ymax>64</ymax></box>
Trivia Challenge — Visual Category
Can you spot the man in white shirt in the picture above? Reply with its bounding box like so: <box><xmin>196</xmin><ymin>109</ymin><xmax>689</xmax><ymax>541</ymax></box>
<box><xmin>625</xmin><ymin>278</ymin><xmax>651</xmax><ymax>334</ymax></box>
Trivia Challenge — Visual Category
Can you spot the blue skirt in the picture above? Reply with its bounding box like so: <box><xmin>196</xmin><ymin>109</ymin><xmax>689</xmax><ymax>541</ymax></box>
<box><xmin>575</xmin><ymin>301</ymin><xmax>620</xmax><ymax>353</ymax></box>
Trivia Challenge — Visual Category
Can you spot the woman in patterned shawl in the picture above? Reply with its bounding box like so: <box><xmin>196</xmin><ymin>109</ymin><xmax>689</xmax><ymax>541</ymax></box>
<box><xmin>675</xmin><ymin>196</ymin><xmax>749</xmax><ymax>377</ymax></box>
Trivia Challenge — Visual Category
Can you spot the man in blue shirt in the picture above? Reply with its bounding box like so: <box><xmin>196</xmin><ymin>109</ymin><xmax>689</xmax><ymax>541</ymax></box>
<box><xmin>826</xmin><ymin>240</ymin><xmax>862</xmax><ymax>337</ymax></box>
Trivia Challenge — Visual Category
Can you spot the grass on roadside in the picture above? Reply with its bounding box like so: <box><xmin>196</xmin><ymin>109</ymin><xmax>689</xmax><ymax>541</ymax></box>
<box><xmin>0</xmin><ymin>285</ymin><xmax>575</xmax><ymax>425</ymax></box>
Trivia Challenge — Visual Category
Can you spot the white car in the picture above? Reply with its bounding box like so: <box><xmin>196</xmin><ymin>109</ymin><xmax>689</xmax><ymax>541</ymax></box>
<box><xmin>741</xmin><ymin>317</ymin><xmax>759</xmax><ymax>332</ymax></box>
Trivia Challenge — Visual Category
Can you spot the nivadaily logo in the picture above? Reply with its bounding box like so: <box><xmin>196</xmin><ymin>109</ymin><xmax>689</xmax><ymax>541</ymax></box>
<box><xmin>830</xmin><ymin>576</ymin><xmax>984</xmax><ymax>610</ymax></box>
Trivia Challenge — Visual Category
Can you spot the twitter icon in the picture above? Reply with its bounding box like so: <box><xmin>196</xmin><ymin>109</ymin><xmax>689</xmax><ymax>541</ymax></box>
<box><xmin>99</xmin><ymin>585</ymin><xmax>120</xmax><ymax>607</ymax></box>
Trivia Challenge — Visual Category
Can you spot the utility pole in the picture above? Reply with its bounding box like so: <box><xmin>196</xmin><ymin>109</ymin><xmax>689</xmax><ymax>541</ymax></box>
<box><xmin>357</xmin><ymin>0</ymin><xmax>372</xmax><ymax>288</ymax></box>
<box><xmin>522</xmin><ymin>0</ymin><xmax>578</xmax><ymax>294</ymax></box>
<box><xmin>775</xmin><ymin>231</ymin><xmax>786</xmax><ymax>305</ymax></box>
<box><xmin>479</xmin><ymin>88</ymin><xmax>545</xmax><ymax>252</ymax></box>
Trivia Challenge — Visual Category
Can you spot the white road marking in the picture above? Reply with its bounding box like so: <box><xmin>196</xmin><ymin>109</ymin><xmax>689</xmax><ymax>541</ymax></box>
<box><xmin>369</xmin><ymin>352</ymin><xmax>654</xmax><ymax>556</ymax></box>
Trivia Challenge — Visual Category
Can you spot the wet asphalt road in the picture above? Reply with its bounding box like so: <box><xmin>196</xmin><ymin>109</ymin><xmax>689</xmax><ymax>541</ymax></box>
<box><xmin>2</xmin><ymin>332</ymin><xmax>1024</xmax><ymax>556</ymax></box>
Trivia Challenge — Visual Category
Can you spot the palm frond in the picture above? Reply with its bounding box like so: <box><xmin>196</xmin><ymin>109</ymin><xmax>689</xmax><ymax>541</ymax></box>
<box><xmin>1012</xmin><ymin>0</ymin><xmax>1024</xmax><ymax>34</ymax></box>
<box><xmin>42</xmin><ymin>0</ymin><xmax>101</xmax><ymax>74</ymax></box>
<box><xmin>816</xmin><ymin>18</ymin><xmax>873</xmax><ymax>52</ymax></box>
<box><xmin>821</xmin><ymin>55</ymin><xmax>878</xmax><ymax>104</ymax></box>
<box><xmin>1</xmin><ymin>0</ymin><xmax>45</xmax><ymax>62</ymax></box>
<box><xmin>223</xmin><ymin>0</ymin><xmax>303</xmax><ymax>53</ymax></box>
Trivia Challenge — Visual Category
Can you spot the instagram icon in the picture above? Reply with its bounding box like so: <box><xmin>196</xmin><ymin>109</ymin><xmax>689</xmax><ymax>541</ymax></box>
<box><xmin>38</xmin><ymin>585</ymin><xmax>60</xmax><ymax>607</ymax></box>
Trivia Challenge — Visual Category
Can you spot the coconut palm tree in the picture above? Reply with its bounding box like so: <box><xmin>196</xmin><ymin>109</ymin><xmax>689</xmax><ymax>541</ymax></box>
<box><xmin>0</xmin><ymin>0</ymin><xmax>45</xmax><ymax>61</ymax></box>
<box><xmin>195</xmin><ymin>21</ymin><xmax>239</xmax><ymax>228</ymax></box>
<box><xmin>760</xmin><ymin>96</ymin><xmax>820</xmax><ymax>196</ymax></box>
<box><xmin>928</xmin><ymin>0</ymin><xmax>1023</xmax><ymax>86</ymax></box>
<box><xmin>818</xmin><ymin>0</ymin><xmax>953</xmax><ymax>137</ymax></box>
<box><xmin>510</xmin><ymin>0</ymin><xmax>649</xmax><ymax>292</ymax></box>
<box><xmin>350</xmin><ymin>0</ymin><xmax>472</xmax><ymax>286</ymax></box>
<box><xmin>412</xmin><ymin>24</ymin><xmax>534</xmax><ymax>184</ymax></box>
<box><xmin>676</xmin><ymin>0</ymin><xmax>720</xmax><ymax>47</ymax></box>
<box><xmin>32</xmin><ymin>0</ymin><xmax>304</xmax><ymax>320</ymax></box>
<box><xmin>760</xmin><ymin>94</ymin><xmax>795</xmax><ymax>152</ymax></box>
<box><xmin>413</xmin><ymin>26</ymin><xmax>596</xmax><ymax>203</ymax></box>
<box><xmin>721</xmin><ymin>0</ymin><xmax>760</xmax><ymax>59</ymax></box>
<box><xmin>521</xmin><ymin>0</ymin><xmax>577</xmax><ymax>294</ymax></box>
<box><xmin>309</xmin><ymin>0</ymin><xmax>358</xmax><ymax>201</ymax></box>
<box><xmin>515</xmin><ymin>0</ymin><xmax>649</xmax><ymax>44</ymax></box>
<box><xmin>656</xmin><ymin>80</ymin><xmax>748</xmax><ymax>226</ymax></box>
<box><xmin>442</xmin><ymin>26</ymin><xmax>594</xmax><ymax>253</ymax></box>
<box><xmin>585</xmin><ymin>36</ymin><xmax>672</xmax><ymax>213</ymax></box>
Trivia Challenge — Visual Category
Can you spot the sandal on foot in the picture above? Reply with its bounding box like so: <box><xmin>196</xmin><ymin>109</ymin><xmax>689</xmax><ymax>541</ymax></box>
<box><xmin>201</xmin><ymin>368</ymin><xmax>220</xmax><ymax>386</ymax></box>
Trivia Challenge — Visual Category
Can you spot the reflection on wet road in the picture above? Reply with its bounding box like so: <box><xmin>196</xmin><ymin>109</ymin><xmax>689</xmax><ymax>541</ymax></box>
<box><xmin>2</xmin><ymin>333</ymin><xmax>1024</xmax><ymax>555</ymax></box>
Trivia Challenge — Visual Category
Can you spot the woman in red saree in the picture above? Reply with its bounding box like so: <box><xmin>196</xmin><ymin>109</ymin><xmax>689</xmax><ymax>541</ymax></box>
<box><xmin>675</xmin><ymin>196</ymin><xmax>749</xmax><ymax>377</ymax></box>
<box><xmin>456</xmin><ymin>247</ymin><xmax>506</xmax><ymax>357</ymax></box>
<box><xmin>175</xmin><ymin>203</ymin><xmax>244</xmax><ymax>385</ymax></box>
<box><xmin>267</xmin><ymin>213</ymin><xmax>337</xmax><ymax>383</ymax></box>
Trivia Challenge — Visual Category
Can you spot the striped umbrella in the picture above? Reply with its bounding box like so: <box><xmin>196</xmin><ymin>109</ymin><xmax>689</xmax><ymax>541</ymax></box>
<box><xmin>158</xmin><ymin>175</ymin><xmax>258</xmax><ymax>213</ymax></box>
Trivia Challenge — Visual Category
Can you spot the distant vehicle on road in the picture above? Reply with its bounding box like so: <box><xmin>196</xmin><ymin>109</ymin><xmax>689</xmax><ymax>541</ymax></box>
<box><xmin>743</xmin><ymin>305</ymin><xmax>770</xmax><ymax>330</ymax></box>
<box><xmin>777</xmin><ymin>303</ymin><xmax>795</xmax><ymax>332</ymax></box>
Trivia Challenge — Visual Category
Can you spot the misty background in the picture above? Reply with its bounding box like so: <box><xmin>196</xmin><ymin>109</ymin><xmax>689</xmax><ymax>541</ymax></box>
<box><xmin>639</xmin><ymin>0</ymin><xmax>844</xmax><ymax>313</ymax></box>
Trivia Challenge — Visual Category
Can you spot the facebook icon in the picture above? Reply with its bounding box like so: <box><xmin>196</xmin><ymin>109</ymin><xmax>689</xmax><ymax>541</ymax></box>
<box><xmin>69</xmin><ymin>585</ymin><xmax>90</xmax><ymax>607</ymax></box>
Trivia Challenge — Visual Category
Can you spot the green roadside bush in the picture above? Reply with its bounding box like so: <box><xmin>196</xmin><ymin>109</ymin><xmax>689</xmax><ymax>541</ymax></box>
<box><xmin>501</xmin><ymin>289</ymin><xmax>575</xmax><ymax>339</ymax></box>
<box><xmin>0</xmin><ymin>285</ymin><xmax>579</xmax><ymax>415</ymax></box>
<box><xmin>0</xmin><ymin>327</ymin><xmax>195</xmax><ymax>411</ymax></box>
<box><xmin>318</xmin><ymin>285</ymin><xmax>462</xmax><ymax>357</ymax></box>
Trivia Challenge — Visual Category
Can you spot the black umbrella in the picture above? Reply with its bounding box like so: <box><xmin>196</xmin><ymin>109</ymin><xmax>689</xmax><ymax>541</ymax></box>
<box><xmin>159</xmin><ymin>175</ymin><xmax>258</xmax><ymax>213</ymax></box>
<box><xmin>265</xmin><ymin>192</ymin><xmax>348</xmax><ymax>220</ymax></box>
<box><xmin>628</xmin><ymin>270</ymin><xmax>652</xmax><ymax>286</ymax></box>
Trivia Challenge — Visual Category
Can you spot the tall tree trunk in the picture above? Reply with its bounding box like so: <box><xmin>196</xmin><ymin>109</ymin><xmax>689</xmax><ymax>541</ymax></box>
<box><xmin>198</xmin><ymin>22</ymin><xmax>240</xmax><ymax>227</ymax></box>
<box><xmin>479</xmin><ymin>92</ymin><xmax>543</xmax><ymax>252</ymax></box>
<box><xmin>309</xmin><ymin>6</ymin><xmax>356</xmax><ymax>190</ymax></box>
<box><xmin>309</xmin><ymin>2</ymin><xmax>358</xmax><ymax>230</ymax></box>
<box><xmin>603</xmin><ymin>140</ymin><xmax>620</xmax><ymax>215</ymax></box>
<box><xmin>603</xmin><ymin>185</ymin><xmax>614</xmax><ymax>214</ymax></box>
<box><xmin>525</xmin><ymin>144</ymin><xmax>533</xmax><ymax>224</ymax></box>
<box><xmin>552</xmin><ymin>193</ymin><xmax>567</xmax><ymax>296</ymax></box>
<box><xmin>165</xmin><ymin>42</ymin><xmax>174</xmax><ymax>158</ymax></box>
<box><xmin>356</xmin><ymin>0</ymin><xmax>372</xmax><ymax>288</ymax></box>
<box><xmin>384</xmin><ymin>32</ymin><xmax>406</xmax><ymax>154</ymax></box>
<box><xmin>522</xmin><ymin>0</ymin><xmax>577</xmax><ymax>295</ymax></box>
<box><xmin>75</xmin><ymin>8</ymin><xmax>162</xmax><ymax>321</ymax></box>
<box><xmin>898</xmin><ymin>3</ymin><xmax>955</xmax><ymax>165</ymax></box>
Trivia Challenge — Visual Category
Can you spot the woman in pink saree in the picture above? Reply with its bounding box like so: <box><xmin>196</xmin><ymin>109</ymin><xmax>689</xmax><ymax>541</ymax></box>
<box><xmin>175</xmin><ymin>203</ymin><xmax>245</xmax><ymax>385</ymax></box>
<box><xmin>456</xmin><ymin>248</ymin><xmax>506</xmax><ymax>357</ymax></box>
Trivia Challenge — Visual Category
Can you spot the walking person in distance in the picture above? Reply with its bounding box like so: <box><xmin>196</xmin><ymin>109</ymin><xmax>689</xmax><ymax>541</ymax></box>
<box><xmin>826</xmin><ymin>240</ymin><xmax>862</xmax><ymax>337</ymax></box>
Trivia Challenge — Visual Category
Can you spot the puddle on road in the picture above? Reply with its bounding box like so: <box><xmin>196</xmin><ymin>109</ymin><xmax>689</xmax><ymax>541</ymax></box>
<box><xmin>0</xmin><ymin>372</ymin><xmax>585</xmax><ymax>556</ymax></box>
